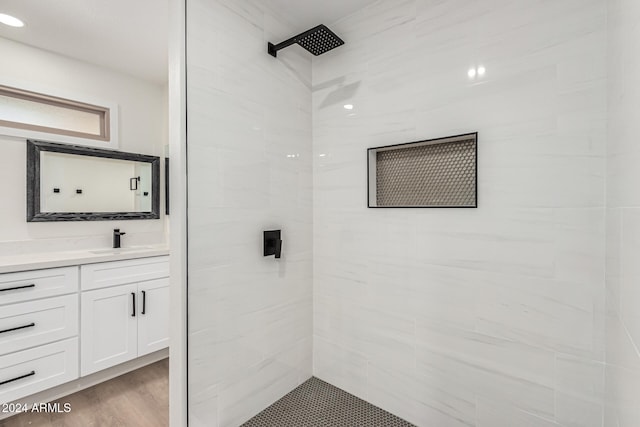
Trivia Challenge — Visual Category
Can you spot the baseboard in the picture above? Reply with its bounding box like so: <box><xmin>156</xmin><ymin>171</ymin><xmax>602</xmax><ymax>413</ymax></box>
<box><xmin>0</xmin><ymin>348</ymin><xmax>169</xmax><ymax>421</ymax></box>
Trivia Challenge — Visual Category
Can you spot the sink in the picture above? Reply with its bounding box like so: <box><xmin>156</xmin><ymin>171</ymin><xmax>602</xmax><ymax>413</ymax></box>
<box><xmin>90</xmin><ymin>246</ymin><xmax>153</xmax><ymax>255</ymax></box>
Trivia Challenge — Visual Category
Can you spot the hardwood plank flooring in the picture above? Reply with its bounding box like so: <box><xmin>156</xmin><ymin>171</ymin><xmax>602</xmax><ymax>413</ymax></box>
<box><xmin>0</xmin><ymin>358</ymin><xmax>168</xmax><ymax>427</ymax></box>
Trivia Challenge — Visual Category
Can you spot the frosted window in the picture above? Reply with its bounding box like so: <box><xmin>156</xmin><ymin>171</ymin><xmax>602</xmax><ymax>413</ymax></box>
<box><xmin>0</xmin><ymin>85</ymin><xmax>109</xmax><ymax>141</ymax></box>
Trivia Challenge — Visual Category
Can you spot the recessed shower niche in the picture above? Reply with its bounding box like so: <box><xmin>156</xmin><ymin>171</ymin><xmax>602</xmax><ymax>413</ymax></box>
<box><xmin>367</xmin><ymin>133</ymin><xmax>477</xmax><ymax>208</ymax></box>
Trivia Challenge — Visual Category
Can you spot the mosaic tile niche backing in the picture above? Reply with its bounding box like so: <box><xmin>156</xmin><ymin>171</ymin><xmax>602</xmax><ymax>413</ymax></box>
<box><xmin>370</xmin><ymin>133</ymin><xmax>477</xmax><ymax>208</ymax></box>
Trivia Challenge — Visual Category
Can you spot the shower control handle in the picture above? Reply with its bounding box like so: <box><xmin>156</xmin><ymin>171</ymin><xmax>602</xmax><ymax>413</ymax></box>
<box><xmin>263</xmin><ymin>230</ymin><xmax>282</xmax><ymax>259</ymax></box>
<box><xmin>275</xmin><ymin>238</ymin><xmax>282</xmax><ymax>259</ymax></box>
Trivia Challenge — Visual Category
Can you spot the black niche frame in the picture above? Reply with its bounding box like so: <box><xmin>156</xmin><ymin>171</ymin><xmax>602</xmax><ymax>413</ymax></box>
<box><xmin>27</xmin><ymin>139</ymin><xmax>161</xmax><ymax>222</ymax></box>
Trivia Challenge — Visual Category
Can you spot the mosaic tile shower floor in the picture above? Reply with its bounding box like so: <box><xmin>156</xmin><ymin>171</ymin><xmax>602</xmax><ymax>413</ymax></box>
<box><xmin>241</xmin><ymin>377</ymin><xmax>416</xmax><ymax>427</ymax></box>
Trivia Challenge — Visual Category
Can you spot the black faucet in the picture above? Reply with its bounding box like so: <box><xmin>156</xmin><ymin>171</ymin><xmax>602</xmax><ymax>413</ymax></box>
<box><xmin>113</xmin><ymin>229</ymin><xmax>126</xmax><ymax>249</ymax></box>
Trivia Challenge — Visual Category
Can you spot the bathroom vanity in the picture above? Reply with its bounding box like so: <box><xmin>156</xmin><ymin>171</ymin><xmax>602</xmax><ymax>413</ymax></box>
<box><xmin>0</xmin><ymin>249</ymin><xmax>169</xmax><ymax>405</ymax></box>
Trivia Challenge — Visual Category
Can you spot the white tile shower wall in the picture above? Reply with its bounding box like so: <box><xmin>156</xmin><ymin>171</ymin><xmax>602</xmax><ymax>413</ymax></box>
<box><xmin>186</xmin><ymin>1</ymin><xmax>313</xmax><ymax>426</ymax></box>
<box><xmin>0</xmin><ymin>38</ymin><xmax>168</xmax><ymax>254</ymax></box>
<box><xmin>605</xmin><ymin>0</ymin><xmax>640</xmax><ymax>426</ymax></box>
<box><xmin>312</xmin><ymin>1</ymin><xmax>607</xmax><ymax>426</ymax></box>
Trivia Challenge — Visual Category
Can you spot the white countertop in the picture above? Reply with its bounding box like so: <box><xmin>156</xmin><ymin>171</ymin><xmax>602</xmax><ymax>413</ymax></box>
<box><xmin>0</xmin><ymin>245</ymin><xmax>170</xmax><ymax>274</ymax></box>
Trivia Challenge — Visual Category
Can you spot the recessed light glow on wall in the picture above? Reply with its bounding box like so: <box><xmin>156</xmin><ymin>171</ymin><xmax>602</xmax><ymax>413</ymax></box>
<box><xmin>477</xmin><ymin>66</ymin><xmax>486</xmax><ymax>76</ymax></box>
<box><xmin>0</xmin><ymin>13</ymin><xmax>25</xmax><ymax>27</ymax></box>
<box><xmin>467</xmin><ymin>68</ymin><xmax>477</xmax><ymax>78</ymax></box>
<box><xmin>343</xmin><ymin>104</ymin><xmax>354</xmax><ymax>110</ymax></box>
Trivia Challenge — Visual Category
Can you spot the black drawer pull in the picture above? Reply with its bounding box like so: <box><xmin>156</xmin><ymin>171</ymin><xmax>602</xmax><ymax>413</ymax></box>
<box><xmin>0</xmin><ymin>371</ymin><xmax>35</xmax><ymax>386</ymax></box>
<box><xmin>131</xmin><ymin>292</ymin><xmax>136</xmax><ymax>317</ymax></box>
<box><xmin>0</xmin><ymin>323</ymin><xmax>35</xmax><ymax>335</ymax></box>
<box><xmin>141</xmin><ymin>290</ymin><xmax>146</xmax><ymax>315</ymax></box>
<box><xmin>0</xmin><ymin>284</ymin><xmax>35</xmax><ymax>293</ymax></box>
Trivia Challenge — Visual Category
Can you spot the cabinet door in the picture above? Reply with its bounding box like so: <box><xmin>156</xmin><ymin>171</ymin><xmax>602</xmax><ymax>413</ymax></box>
<box><xmin>81</xmin><ymin>284</ymin><xmax>138</xmax><ymax>376</ymax></box>
<box><xmin>137</xmin><ymin>278</ymin><xmax>170</xmax><ymax>356</ymax></box>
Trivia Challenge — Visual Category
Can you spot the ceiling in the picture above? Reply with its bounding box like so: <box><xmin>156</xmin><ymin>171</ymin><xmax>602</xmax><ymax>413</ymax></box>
<box><xmin>0</xmin><ymin>0</ymin><xmax>376</xmax><ymax>85</ymax></box>
<box><xmin>269</xmin><ymin>0</ymin><xmax>378</xmax><ymax>32</ymax></box>
<box><xmin>0</xmin><ymin>0</ymin><xmax>169</xmax><ymax>84</ymax></box>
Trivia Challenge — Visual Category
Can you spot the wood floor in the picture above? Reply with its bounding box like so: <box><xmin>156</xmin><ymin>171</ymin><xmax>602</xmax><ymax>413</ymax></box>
<box><xmin>0</xmin><ymin>359</ymin><xmax>169</xmax><ymax>427</ymax></box>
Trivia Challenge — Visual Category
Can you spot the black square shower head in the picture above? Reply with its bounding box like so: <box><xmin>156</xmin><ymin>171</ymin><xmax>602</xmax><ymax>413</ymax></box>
<box><xmin>268</xmin><ymin>24</ymin><xmax>344</xmax><ymax>58</ymax></box>
<box><xmin>295</xmin><ymin>25</ymin><xmax>345</xmax><ymax>56</ymax></box>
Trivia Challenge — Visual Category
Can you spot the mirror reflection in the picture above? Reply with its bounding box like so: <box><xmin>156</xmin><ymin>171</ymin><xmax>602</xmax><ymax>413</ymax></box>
<box><xmin>40</xmin><ymin>151</ymin><xmax>153</xmax><ymax>213</ymax></box>
<box><xmin>27</xmin><ymin>139</ymin><xmax>160</xmax><ymax>222</ymax></box>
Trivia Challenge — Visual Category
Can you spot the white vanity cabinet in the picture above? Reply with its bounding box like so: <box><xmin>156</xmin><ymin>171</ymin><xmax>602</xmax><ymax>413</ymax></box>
<box><xmin>0</xmin><ymin>267</ymin><xmax>79</xmax><ymax>404</ymax></box>
<box><xmin>0</xmin><ymin>252</ymin><xmax>169</xmax><ymax>406</ymax></box>
<box><xmin>80</xmin><ymin>256</ymin><xmax>169</xmax><ymax>376</ymax></box>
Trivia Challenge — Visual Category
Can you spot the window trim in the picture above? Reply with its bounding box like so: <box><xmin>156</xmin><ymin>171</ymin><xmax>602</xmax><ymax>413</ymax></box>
<box><xmin>0</xmin><ymin>84</ymin><xmax>111</xmax><ymax>141</ymax></box>
<box><xmin>0</xmin><ymin>78</ymin><xmax>119</xmax><ymax>150</ymax></box>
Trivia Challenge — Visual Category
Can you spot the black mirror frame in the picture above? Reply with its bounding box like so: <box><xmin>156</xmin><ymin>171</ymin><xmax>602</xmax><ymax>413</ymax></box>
<box><xmin>27</xmin><ymin>139</ymin><xmax>161</xmax><ymax>222</ymax></box>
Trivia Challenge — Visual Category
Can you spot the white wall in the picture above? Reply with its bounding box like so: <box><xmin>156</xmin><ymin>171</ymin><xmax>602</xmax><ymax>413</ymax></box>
<box><xmin>0</xmin><ymin>37</ymin><xmax>167</xmax><ymax>255</ymax></box>
<box><xmin>186</xmin><ymin>1</ymin><xmax>313</xmax><ymax>426</ymax></box>
<box><xmin>312</xmin><ymin>1</ymin><xmax>607</xmax><ymax>426</ymax></box>
<box><xmin>40</xmin><ymin>153</ymin><xmax>138</xmax><ymax>213</ymax></box>
<box><xmin>605</xmin><ymin>0</ymin><xmax>640</xmax><ymax>425</ymax></box>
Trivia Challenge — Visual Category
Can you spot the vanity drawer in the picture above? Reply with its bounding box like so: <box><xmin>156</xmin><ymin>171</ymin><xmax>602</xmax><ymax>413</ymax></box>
<box><xmin>0</xmin><ymin>267</ymin><xmax>78</xmax><ymax>306</ymax></box>
<box><xmin>0</xmin><ymin>294</ymin><xmax>78</xmax><ymax>356</ymax></box>
<box><xmin>0</xmin><ymin>338</ymin><xmax>78</xmax><ymax>404</ymax></box>
<box><xmin>81</xmin><ymin>256</ymin><xmax>169</xmax><ymax>291</ymax></box>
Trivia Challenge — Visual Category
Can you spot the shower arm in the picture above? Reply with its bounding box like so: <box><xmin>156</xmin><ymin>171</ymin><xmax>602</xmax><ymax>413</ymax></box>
<box><xmin>268</xmin><ymin>39</ymin><xmax>295</xmax><ymax>57</ymax></box>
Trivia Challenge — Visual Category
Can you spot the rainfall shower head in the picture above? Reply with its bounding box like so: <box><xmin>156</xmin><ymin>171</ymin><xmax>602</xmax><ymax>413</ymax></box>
<box><xmin>268</xmin><ymin>24</ymin><xmax>344</xmax><ymax>58</ymax></box>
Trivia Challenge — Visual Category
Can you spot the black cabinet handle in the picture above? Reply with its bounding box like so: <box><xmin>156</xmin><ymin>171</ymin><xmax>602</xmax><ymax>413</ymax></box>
<box><xmin>0</xmin><ymin>323</ymin><xmax>35</xmax><ymax>335</ymax></box>
<box><xmin>141</xmin><ymin>290</ymin><xmax>146</xmax><ymax>315</ymax></box>
<box><xmin>0</xmin><ymin>371</ymin><xmax>35</xmax><ymax>387</ymax></box>
<box><xmin>131</xmin><ymin>292</ymin><xmax>136</xmax><ymax>317</ymax></box>
<box><xmin>0</xmin><ymin>284</ymin><xmax>35</xmax><ymax>293</ymax></box>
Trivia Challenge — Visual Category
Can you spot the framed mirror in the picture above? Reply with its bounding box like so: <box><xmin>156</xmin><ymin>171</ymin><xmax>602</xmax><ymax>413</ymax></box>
<box><xmin>27</xmin><ymin>139</ymin><xmax>160</xmax><ymax>221</ymax></box>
